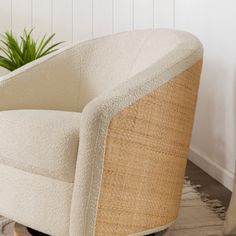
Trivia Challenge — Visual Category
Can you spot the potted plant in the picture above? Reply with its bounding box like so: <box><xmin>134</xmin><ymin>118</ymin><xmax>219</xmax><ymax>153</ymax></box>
<box><xmin>0</xmin><ymin>29</ymin><xmax>62</xmax><ymax>72</ymax></box>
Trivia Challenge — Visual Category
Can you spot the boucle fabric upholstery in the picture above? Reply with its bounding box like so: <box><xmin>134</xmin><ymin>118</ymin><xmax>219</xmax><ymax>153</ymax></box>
<box><xmin>0</xmin><ymin>29</ymin><xmax>199</xmax><ymax>112</ymax></box>
<box><xmin>0</xmin><ymin>110</ymin><xmax>81</xmax><ymax>182</ymax></box>
<box><xmin>0</xmin><ymin>164</ymin><xmax>73</xmax><ymax>236</ymax></box>
<box><xmin>70</xmin><ymin>31</ymin><xmax>203</xmax><ymax>236</ymax></box>
<box><xmin>0</xmin><ymin>29</ymin><xmax>203</xmax><ymax>236</ymax></box>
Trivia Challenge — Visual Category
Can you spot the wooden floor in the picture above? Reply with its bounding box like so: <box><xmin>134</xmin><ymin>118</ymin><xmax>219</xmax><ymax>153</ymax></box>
<box><xmin>185</xmin><ymin>161</ymin><xmax>232</xmax><ymax>209</ymax></box>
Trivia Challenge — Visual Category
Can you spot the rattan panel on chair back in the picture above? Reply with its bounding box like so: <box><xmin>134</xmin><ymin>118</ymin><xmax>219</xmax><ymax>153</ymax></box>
<box><xmin>94</xmin><ymin>60</ymin><xmax>203</xmax><ymax>236</ymax></box>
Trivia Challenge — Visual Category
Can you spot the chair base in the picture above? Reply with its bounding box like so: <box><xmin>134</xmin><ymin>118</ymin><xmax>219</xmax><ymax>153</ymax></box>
<box><xmin>155</xmin><ymin>229</ymin><xmax>169</xmax><ymax>235</ymax></box>
<box><xmin>13</xmin><ymin>223</ymin><xmax>170</xmax><ymax>236</ymax></box>
<box><xmin>27</xmin><ymin>227</ymin><xmax>49</xmax><ymax>236</ymax></box>
<box><xmin>14</xmin><ymin>224</ymin><xmax>31</xmax><ymax>236</ymax></box>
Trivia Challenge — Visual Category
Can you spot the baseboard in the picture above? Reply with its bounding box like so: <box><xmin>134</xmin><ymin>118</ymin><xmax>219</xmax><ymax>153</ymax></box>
<box><xmin>189</xmin><ymin>147</ymin><xmax>234</xmax><ymax>191</ymax></box>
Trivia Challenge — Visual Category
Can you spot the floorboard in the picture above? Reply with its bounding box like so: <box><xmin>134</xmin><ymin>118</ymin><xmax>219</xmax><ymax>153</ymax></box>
<box><xmin>185</xmin><ymin>161</ymin><xmax>232</xmax><ymax>209</ymax></box>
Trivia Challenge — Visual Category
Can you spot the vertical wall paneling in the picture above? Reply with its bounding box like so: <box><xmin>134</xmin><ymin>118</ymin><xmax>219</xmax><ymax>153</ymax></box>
<box><xmin>93</xmin><ymin>0</ymin><xmax>113</xmax><ymax>37</ymax></box>
<box><xmin>133</xmin><ymin>0</ymin><xmax>154</xmax><ymax>30</ymax></box>
<box><xmin>175</xmin><ymin>0</ymin><xmax>236</xmax><ymax>188</ymax></box>
<box><xmin>113</xmin><ymin>0</ymin><xmax>133</xmax><ymax>33</ymax></box>
<box><xmin>72</xmin><ymin>0</ymin><xmax>79</xmax><ymax>42</ymax></box>
<box><xmin>156</xmin><ymin>0</ymin><xmax>175</xmax><ymax>28</ymax></box>
<box><xmin>77</xmin><ymin>0</ymin><xmax>93</xmax><ymax>42</ymax></box>
<box><xmin>52</xmin><ymin>0</ymin><xmax>73</xmax><ymax>43</ymax></box>
<box><xmin>0</xmin><ymin>0</ymin><xmax>11</xmax><ymax>77</ymax></box>
<box><xmin>153</xmin><ymin>0</ymin><xmax>158</xmax><ymax>28</ymax></box>
<box><xmin>12</xmin><ymin>0</ymin><xmax>32</xmax><ymax>35</ymax></box>
<box><xmin>32</xmin><ymin>0</ymin><xmax>52</xmax><ymax>39</ymax></box>
<box><xmin>0</xmin><ymin>0</ymin><xmax>12</xmax><ymax>32</ymax></box>
<box><xmin>0</xmin><ymin>0</ymin><xmax>176</xmax><ymax>43</ymax></box>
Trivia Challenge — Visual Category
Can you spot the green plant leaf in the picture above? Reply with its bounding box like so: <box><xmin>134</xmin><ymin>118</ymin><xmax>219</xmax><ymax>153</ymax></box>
<box><xmin>0</xmin><ymin>56</ymin><xmax>17</xmax><ymax>71</ymax></box>
<box><xmin>35</xmin><ymin>33</ymin><xmax>46</xmax><ymax>56</ymax></box>
<box><xmin>36</xmin><ymin>33</ymin><xmax>55</xmax><ymax>58</ymax></box>
<box><xmin>0</xmin><ymin>29</ymin><xmax>63</xmax><ymax>71</ymax></box>
<box><xmin>0</xmin><ymin>47</ymin><xmax>12</xmax><ymax>60</ymax></box>
<box><xmin>5</xmin><ymin>32</ymin><xmax>23</xmax><ymax>58</ymax></box>
<box><xmin>39</xmin><ymin>42</ymin><xmax>63</xmax><ymax>57</ymax></box>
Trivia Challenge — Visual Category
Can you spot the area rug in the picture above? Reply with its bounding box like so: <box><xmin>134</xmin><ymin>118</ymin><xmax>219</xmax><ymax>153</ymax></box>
<box><xmin>164</xmin><ymin>177</ymin><xmax>225</xmax><ymax>236</ymax></box>
<box><xmin>0</xmin><ymin>178</ymin><xmax>226</xmax><ymax>236</ymax></box>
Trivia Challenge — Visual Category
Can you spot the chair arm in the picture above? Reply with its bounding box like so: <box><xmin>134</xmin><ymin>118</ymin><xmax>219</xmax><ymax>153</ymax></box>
<box><xmin>94</xmin><ymin>60</ymin><xmax>202</xmax><ymax>236</ymax></box>
<box><xmin>0</xmin><ymin>44</ymin><xmax>81</xmax><ymax>112</ymax></box>
<box><xmin>70</xmin><ymin>41</ymin><xmax>203</xmax><ymax>236</ymax></box>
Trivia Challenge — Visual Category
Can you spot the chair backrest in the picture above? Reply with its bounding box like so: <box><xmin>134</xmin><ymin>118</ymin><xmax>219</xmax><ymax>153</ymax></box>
<box><xmin>0</xmin><ymin>29</ymin><xmax>201</xmax><ymax>112</ymax></box>
<box><xmin>73</xmin><ymin>29</ymin><xmax>189</xmax><ymax>110</ymax></box>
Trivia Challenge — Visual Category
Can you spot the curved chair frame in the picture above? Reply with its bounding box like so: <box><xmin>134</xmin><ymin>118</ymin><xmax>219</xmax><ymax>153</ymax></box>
<box><xmin>0</xmin><ymin>29</ymin><xmax>203</xmax><ymax>236</ymax></box>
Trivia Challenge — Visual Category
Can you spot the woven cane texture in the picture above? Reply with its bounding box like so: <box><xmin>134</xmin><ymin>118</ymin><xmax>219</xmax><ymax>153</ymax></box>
<box><xmin>94</xmin><ymin>60</ymin><xmax>203</xmax><ymax>236</ymax></box>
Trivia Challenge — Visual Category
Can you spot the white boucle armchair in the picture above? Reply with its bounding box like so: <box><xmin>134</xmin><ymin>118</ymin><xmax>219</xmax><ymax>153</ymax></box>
<box><xmin>0</xmin><ymin>29</ymin><xmax>203</xmax><ymax>236</ymax></box>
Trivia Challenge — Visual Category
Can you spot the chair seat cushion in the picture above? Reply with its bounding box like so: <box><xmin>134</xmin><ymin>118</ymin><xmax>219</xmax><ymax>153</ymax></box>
<box><xmin>0</xmin><ymin>110</ymin><xmax>81</xmax><ymax>182</ymax></box>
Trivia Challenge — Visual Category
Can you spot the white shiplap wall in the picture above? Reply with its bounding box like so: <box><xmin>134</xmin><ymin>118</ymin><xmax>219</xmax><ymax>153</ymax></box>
<box><xmin>0</xmin><ymin>0</ymin><xmax>175</xmax><ymax>43</ymax></box>
<box><xmin>174</xmin><ymin>0</ymin><xmax>236</xmax><ymax>190</ymax></box>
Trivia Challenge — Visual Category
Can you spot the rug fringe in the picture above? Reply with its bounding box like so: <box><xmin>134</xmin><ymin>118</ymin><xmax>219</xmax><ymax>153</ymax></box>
<box><xmin>184</xmin><ymin>176</ymin><xmax>226</xmax><ymax>220</ymax></box>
